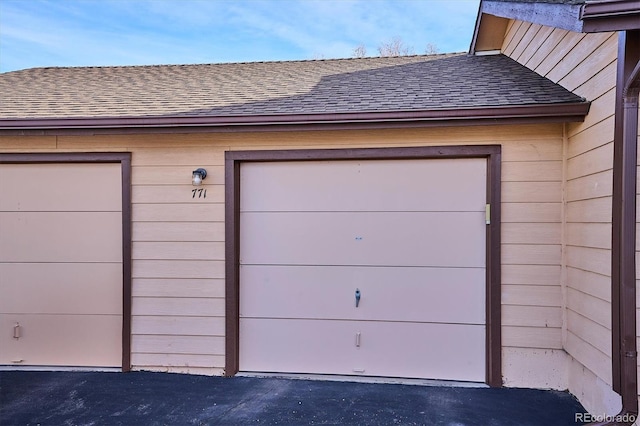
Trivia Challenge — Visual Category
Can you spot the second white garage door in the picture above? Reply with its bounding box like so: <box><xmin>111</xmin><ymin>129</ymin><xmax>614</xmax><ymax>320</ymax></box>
<box><xmin>239</xmin><ymin>158</ymin><xmax>486</xmax><ymax>382</ymax></box>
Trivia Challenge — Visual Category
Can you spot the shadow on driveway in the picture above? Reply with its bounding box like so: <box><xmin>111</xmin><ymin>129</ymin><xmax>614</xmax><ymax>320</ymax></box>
<box><xmin>1</xmin><ymin>371</ymin><xmax>588</xmax><ymax>425</ymax></box>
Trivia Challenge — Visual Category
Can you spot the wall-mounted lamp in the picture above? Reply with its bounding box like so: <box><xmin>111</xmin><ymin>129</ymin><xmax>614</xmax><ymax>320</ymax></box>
<box><xmin>192</xmin><ymin>168</ymin><xmax>207</xmax><ymax>186</ymax></box>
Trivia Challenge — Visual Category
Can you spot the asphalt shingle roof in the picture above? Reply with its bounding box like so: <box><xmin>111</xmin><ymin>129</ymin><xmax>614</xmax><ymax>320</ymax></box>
<box><xmin>0</xmin><ymin>53</ymin><xmax>585</xmax><ymax>120</ymax></box>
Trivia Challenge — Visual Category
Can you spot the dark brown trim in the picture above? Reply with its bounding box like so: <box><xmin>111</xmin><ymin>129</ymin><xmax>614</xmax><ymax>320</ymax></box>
<box><xmin>605</xmin><ymin>30</ymin><xmax>640</xmax><ymax>426</ymax></box>
<box><xmin>0</xmin><ymin>114</ymin><xmax>588</xmax><ymax>137</ymax></box>
<box><xmin>486</xmin><ymin>146</ymin><xmax>502</xmax><ymax>387</ymax></box>
<box><xmin>0</xmin><ymin>103</ymin><xmax>590</xmax><ymax>134</ymax></box>
<box><xmin>0</xmin><ymin>152</ymin><xmax>133</xmax><ymax>372</ymax></box>
<box><xmin>224</xmin><ymin>145</ymin><xmax>503</xmax><ymax>386</ymax></box>
<box><xmin>224</xmin><ymin>157</ymin><xmax>241</xmax><ymax>376</ymax></box>
<box><xmin>581</xmin><ymin>0</ymin><xmax>640</xmax><ymax>32</ymax></box>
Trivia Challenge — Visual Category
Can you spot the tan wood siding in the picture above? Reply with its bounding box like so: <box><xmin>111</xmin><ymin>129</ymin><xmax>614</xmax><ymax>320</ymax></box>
<box><xmin>1</xmin><ymin>123</ymin><xmax>564</xmax><ymax>375</ymax></box>
<box><xmin>503</xmin><ymin>20</ymin><xmax>618</xmax><ymax>400</ymax></box>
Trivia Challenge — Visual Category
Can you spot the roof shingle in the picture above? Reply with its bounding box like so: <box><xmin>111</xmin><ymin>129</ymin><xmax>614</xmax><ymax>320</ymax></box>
<box><xmin>0</xmin><ymin>53</ymin><xmax>586</xmax><ymax>120</ymax></box>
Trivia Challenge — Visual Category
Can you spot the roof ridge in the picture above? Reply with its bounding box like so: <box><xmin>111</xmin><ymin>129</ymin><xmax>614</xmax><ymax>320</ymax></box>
<box><xmin>12</xmin><ymin>52</ymin><xmax>466</xmax><ymax>72</ymax></box>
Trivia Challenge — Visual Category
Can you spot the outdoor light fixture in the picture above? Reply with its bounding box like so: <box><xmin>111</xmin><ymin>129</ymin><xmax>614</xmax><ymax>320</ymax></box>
<box><xmin>192</xmin><ymin>168</ymin><xmax>207</xmax><ymax>186</ymax></box>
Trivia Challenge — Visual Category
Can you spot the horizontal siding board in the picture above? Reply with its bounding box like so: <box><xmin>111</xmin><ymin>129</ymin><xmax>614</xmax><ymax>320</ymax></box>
<box><xmin>501</xmin><ymin>138</ymin><xmax>563</xmax><ymax>161</ymax></box>
<box><xmin>133</xmin><ymin>241</ymin><xmax>225</xmax><ymax>260</ymax></box>
<box><xmin>131</xmin><ymin>335</ymin><xmax>224</xmax><ymax>355</ymax></box>
<box><xmin>566</xmin><ymin>197</ymin><xmax>612</xmax><ymax>223</ymax></box>
<box><xmin>132</xmin><ymin>278</ymin><xmax>225</xmax><ymax>298</ymax></box>
<box><xmin>565</xmin><ymin>170</ymin><xmax>612</xmax><ymax>202</ymax></box>
<box><xmin>502</xmin><ymin>182</ymin><xmax>562</xmax><ymax>203</ymax></box>
<box><xmin>501</xmin><ymin>161</ymin><xmax>562</xmax><ymax>182</ymax></box>
<box><xmin>133</xmin><ymin>185</ymin><xmax>225</xmax><ymax>204</ymax></box>
<box><xmin>132</xmin><ymin>222</ymin><xmax>225</xmax><ymax>242</ymax></box>
<box><xmin>567</xmin><ymin>141</ymin><xmax>614</xmax><ymax>179</ymax></box>
<box><xmin>566</xmin><ymin>223</ymin><xmax>611</xmax><ymax>250</ymax></box>
<box><xmin>502</xmin><ymin>326</ymin><xmax>562</xmax><ymax>349</ymax></box>
<box><xmin>502</xmin><ymin>244</ymin><xmax>561</xmax><ymax>265</ymax></box>
<box><xmin>132</xmin><ymin>204</ymin><xmax>224</xmax><ymax>222</ymax></box>
<box><xmin>502</xmin><ymin>223</ymin><xmax>561</xmax><ymax>244</ymax></box>
<box><xmin>575</xmin><ymin>89</ymin><xmax>616</xmax><ymax>133</ymax></box>
<box><xmin>566</xmin><ymin>267</ymin><xmax>610</xmax><ymax>302</ymax></box>
<box><xmin>565</xmin><ymin>331</ymin><xmax>612</xmax><ymax>385</ymax></box>
<box><xmin>132</xmin><ymin>297</ymin><xmax>225</xmax><ymax>317</ymax></box>
<box><xmin>132</xmin><ymin>316</ymin><xmax>225</xmax><ymax>336</ymax></box>
<box><xmin>132</xmin><ymin>148</ymin><xmax>225</xmax><ymax>166</ymax></box>
<box><xmin>0</xmin><ymin>136</ymin><xmax>57</xmax><ymax>149</ymax></box>
<box><xmin>567</xmin><ymin>119</ymin><xmax>614</xmax><ymax>160</ymax></box>
<box><xmin>57</xmin><ymin>133</ymin><xmax>223</xmax><ymax>149</ymax></box>
<box><xmin>501</xmin><ymin>203</ymin><xmax>561</xmax><ymax>223</ymax></box>
<box><xmin>132</xmin><ymin>260</ymin><xmax>225</xmax><ymax>279</ymax></box>
<box><xmin>571</xmin><ymin>60</ymin><xmax>617</xmax><ymax>107</ymax></box>
<box><xmin>502</xmin><ymin>285</ymin><xmax>562</xmax><ymax>307</ymax></box>
<box><xmin>502</xmin><ymin>305</ymin><xmax>562</xmax><ymax>327</ymax></box>
<box><xmin>502</xmin><ymin>265</ymin><xmax>561</xmax><ymax>286</ymax></box>
<box><xmin>132</xmin><ymin>166</ymin><xmax>224</xmax><ymax>185</ymax></box>
<box><xmin>567</xmin><ymin>309</ymin><xmax>611</xmax><ymax>356</ymax></box>
<box><xmin>566</xmin><ymin>246</ymin><xmax>611</xmax><ymax>277</ymax></box>
<box><xmin>567</xmin><ymin>288</ymin><xmax>611</xmax><ymax>329</ymax></box>
<box><xmin>131</xmin><ymin>353</ymin><xmax>224</xmax><ymax>369</ymax></box>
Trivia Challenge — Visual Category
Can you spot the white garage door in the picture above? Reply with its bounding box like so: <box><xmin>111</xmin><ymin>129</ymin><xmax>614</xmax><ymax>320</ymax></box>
<box><xmin>239</xmin><ymin>158</ymin><xmax>487</xmax><ymax>382</ymax></box>
<box><xmin>0</xmin><ymin>163</ymin><xmax>123</xmax><ymax>368</ymax></box>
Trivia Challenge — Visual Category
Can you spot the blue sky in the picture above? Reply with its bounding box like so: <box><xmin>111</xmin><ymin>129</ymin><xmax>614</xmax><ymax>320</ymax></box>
<box><xmin>0</xmin><ymin>0</ymin><xmax>480</xmax><ymax>73</ymax></box>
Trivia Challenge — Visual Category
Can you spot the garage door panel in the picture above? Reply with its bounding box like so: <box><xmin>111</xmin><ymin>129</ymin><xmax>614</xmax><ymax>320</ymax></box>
<box><xmin>0</xmin><ymin>263</ymin><xmax>123</xmax><ymax>314</ymax></box>
<box><xmin>239</xmin><ymin>157</ymin><xmax>488</xmax><ymax>382</ymax></box>
<box><xmin>0</xmin><ymin>314</ymin><xmax>122</xmax><ymax>367</ymax></box>
<box><xmin>0</xmin><ymin>212</ymin><xmax>122</xmax><ymax>262</ymax></box>
<box><xmin>240</xmin><ymin>265</ymin><xmax>485</xmax><ymax>324</ymax></box>
<box><xmin>240</xmin><ymin>318</ymin><xmax>485</xmax><ymax>382</ymax></box>
<box><xmin>241</xmin><ymin>159</ymin><xmax>486</xmax><ymax>212</ymax></box>
<box><xmin>240</xmin><ymin>211</ymin><xmax>485</xmax><ymax>267</ymax></box>
<box><xmin>357</xmin><ymin>321</ymin><xmax>485</xmax><ymax>382</ymax></box>
<box><xmin>0</xmin><ymin>163</ymin><xmax>122</xmax><ymax>212</ymax></box>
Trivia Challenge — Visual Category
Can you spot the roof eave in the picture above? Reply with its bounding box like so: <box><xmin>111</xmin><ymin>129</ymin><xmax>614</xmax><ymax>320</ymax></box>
<box><xmin>581</xmin><ymin>1</ymin><xmax>640</xmax><ymax>32</ymax></box>
<box><xmin>0</xmin><ymin>103</ymin><xmax>591</xmax><ymax>135</ymax></box>
<box><xmin>471</xmin><ymin>0</ymin><xmax>640</xmax><ymax>53</ymax></box>
<box><xmin>478</xmin><ymin>1</ymin><xmax>584</xmax><ymax>35</ymax></box>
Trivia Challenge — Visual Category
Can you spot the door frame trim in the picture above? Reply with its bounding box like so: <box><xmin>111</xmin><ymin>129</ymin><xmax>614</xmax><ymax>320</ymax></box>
<box><xmin>225</xmin><ymin>145</ymin><xmax>502</xmax><ymax>386</ymax></box>
<box><xmin>0</xmin><ymin>152</ymin><xmax>133</xmax><ymax>371</ymax></box>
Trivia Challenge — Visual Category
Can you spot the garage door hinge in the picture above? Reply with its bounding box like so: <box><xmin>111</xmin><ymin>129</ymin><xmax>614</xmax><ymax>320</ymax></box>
<box><xmin>485</xmin><ymin>204</ymin><xmax>491</xmax><ymax>225</ymax></box>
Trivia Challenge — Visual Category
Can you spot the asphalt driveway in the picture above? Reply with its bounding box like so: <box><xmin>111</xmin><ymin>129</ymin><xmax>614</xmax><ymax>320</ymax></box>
<box><xmin>1</xmin><ymin>371</ymin><xmax>587</xmax><ymax>425</ymax></box>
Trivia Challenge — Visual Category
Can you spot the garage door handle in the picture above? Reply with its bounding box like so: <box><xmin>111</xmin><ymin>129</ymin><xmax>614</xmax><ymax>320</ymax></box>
<box><xmin>355</xmin><ymin>289</ymin><xmax>361</xmax><ymax>307</ymax></box>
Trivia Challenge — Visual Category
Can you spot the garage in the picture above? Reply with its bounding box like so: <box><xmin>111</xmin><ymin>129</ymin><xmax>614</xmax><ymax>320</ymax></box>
<box><xmin>0</xmin><ymin>154</ymin><xmax>131</xmax><ymax>369</ymax></box>
<box><xmin>229</xmin><ymin>147</ymin><xmax>500</xmax><ymax>383</ymax></box>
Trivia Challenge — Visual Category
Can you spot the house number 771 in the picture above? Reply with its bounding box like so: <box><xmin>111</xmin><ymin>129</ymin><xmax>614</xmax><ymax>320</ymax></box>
<box><xmin>192</xmin><ymin>189</ymin><xmax>207</xmax><ymax>198</ymax></box>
